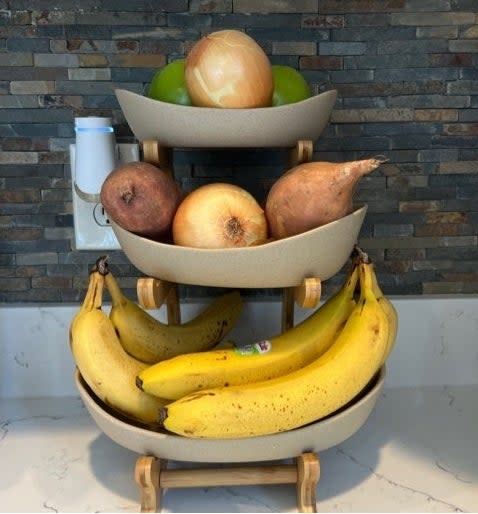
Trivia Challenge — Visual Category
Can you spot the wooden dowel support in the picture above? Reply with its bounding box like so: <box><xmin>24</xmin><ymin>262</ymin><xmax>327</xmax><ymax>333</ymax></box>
<box><xmin>295</xmin><ymin>277</ymin><xmax>322</xmax><ymax>309</ymax></box>
<box><xmin>282</xmin><ymin>277</ymin><xmax>322</xmax><ymax>330</ymax></box>
<box><xmin>137</xmin><ymin>274</ymin><xmax>320</xmax><ymax>330</ymax></box>
<box><xmin>160</xmin><ymin>465</ymin><xmax>297</xmax><ymax>489</ymax></box>
<box><xmin>135</xmin><ymin>452</ymin><xmax>320</xmax><ymax>513</ymax></box>
<box><xmin>289</xmin><ymin>139</ymin><xmax>314</xmax><ymax>167</ymax></box>
<box><xmin>137</xmin><ymin>277</ymin><xmax>173</xmax><ymax>309</ymax></box>
<box><xmin>137</xmin><ymin>277</ymin><xmax>181</xmax><ymax>324</ymax></box>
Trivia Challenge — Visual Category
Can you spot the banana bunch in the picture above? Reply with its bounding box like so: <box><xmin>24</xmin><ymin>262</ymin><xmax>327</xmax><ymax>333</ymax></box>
<box><xmin>372</xmin><ymin>263</ymin><xmax>398</xmax><ymax>365</ymax></box>
<box><xmin>137</xmin><ymin>265</ymin><xmax>359</xmax><ymax>400</ymax></box>
<box><xmin>351</xmin><ymin>246</ymin><xmax>398</xmax><ymax>366</ymax></box>
<box><xmin>99</xmin><ymin>259</ymin><xmax>243</xmax><ymax>363</ymax></box>
<box><xmin>69</xmin><ymin>265</ymin><xmax>167</xmax><ymax>425</ymax></box>
<box><xmin>69</xmin><ymin>255</ymin><xmax>245</xmax><ymax>423</ymax></box>
<box><xmin>154</xmin><ymin>254</ymin><xmax>397</xmax><ymax>439</ymax></box>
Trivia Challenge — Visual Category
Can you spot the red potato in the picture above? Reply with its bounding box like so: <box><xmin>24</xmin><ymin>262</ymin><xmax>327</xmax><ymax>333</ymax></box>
<box><xmin>100</xmin><ymin>161</ymin><xmax>184</xmax><ymax>241</ymax></box>
<box><xmin>265</xmin><ymin>157</ymin><xmax>387</xmax><ymax>239</ymax></box>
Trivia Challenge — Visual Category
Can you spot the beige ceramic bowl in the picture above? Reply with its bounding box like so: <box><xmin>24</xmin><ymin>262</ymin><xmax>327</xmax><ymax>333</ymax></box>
<box><xmin>115</xmin><ymin>88</ymin><xmax>337</xmax><ymax>147</ymax></box>
<box><xmin>110</xmin><ymin>205</ymin><xmax>367</xmax><ymax>289</ymax></box>
<box><xmin>75</xmin><ymin>366</ymin><xmax>385</xmax><ymax>463</ymax></box>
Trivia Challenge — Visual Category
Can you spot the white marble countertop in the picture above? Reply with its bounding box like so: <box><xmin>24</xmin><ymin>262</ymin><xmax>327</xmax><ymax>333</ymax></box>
<box><xmin>1</xmin><ymin>298</ymin><xmax>477</xmax><ymax>512</ymax></box>
<box><xmin>1</xmin><ymin>383</ymin><xmax>477</xmax><ymax>513</ymax></box>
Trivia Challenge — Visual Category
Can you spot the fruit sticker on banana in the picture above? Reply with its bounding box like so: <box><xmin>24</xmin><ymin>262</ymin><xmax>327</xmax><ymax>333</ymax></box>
<box><xmin>234</xmin><ymin>340</ymin><xmax>272</xmax><ymax>356</ymax></box>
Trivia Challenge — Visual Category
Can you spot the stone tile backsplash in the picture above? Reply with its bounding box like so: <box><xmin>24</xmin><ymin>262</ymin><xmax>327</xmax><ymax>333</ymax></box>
<box><xmin>0</xmin><ymin>0</ymin><xmax>477</xmax><ymax>302</ymax></box>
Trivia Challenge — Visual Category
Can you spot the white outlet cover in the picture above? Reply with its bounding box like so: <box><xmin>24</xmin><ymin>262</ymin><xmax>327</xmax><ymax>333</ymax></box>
<box><xmin>70</xmin><ymin>143</ymin><xmax>140</xmax><ymax>250</ymax></box>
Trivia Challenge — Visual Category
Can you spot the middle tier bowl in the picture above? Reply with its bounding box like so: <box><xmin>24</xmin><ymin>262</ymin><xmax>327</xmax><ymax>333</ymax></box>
<box><xmin>110</xmin><ymin>205</ymin><xmax>367</xmax><ymax>289</ymax></box>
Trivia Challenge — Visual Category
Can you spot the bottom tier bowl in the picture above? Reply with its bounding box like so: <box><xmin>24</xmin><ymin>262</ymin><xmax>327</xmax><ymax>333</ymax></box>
<box><xmin>75</xmin><ymin>366</ymin><xmax>385</xmax><ymax>463</ymax></box>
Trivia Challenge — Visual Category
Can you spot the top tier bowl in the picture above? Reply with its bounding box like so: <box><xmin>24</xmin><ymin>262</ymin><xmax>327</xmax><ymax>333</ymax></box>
<box><xmin>115</xmin><ymin>88</ymin><xmax>338</xmax><ymax>148</ymax></box>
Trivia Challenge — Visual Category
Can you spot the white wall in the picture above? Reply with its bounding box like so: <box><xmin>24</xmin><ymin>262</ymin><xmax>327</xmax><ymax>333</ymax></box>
<box><xmin>1</xmin><ymin>296</ymin><xmax>477</xmax><ymax>398</ymax></box>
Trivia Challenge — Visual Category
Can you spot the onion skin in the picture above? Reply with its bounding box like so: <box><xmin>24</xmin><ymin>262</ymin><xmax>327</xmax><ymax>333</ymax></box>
<box><xmin>172</xmin><ymin>183</ymin><xmax>268</xmax><ymax>249</ymax></box>
<box><xmin>265</xmin><ymin>157</ymin><xmax>386</xmax><ymax>240</ymax></box>
<box><xmin>185</xmin><ymin>29</ymin><xmax>273</xmax><ymax>109</ymax></box>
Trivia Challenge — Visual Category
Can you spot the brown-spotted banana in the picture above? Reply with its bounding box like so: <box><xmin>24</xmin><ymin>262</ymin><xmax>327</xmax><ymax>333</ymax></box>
<box><xmin>69</xmin><ymin>267</ymin><xmax>166</xmax><ymax>425</ymax></box>
<box><xmin>159</xmin><ymin>260</ymin><xmax>389</xmax><ymax>439</ymax></box>
<box><xmin>352</xmin><ymin>245</ymin><xmax>398</xmax><ymax>365</ymax></box>
<box><xmin>99</xmin><ymin>259</ymin><xmax>242</xmax><ymax>364</ymax></box>
<box><xmin>137</xmin><ymin>264</ymin><xmax>359</xmax><ymax>400</ymax></box>
<box><xmin>370</xmin><ymin>263</ymin><xmax>398</xmax><ymax>364</ymax></box>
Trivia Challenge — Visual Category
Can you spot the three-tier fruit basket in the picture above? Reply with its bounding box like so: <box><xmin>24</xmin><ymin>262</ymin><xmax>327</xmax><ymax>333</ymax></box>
<box><xmin>75</xmin><ymin>88</ymin><xmax>385</xmax><ymax>512</ymax></box>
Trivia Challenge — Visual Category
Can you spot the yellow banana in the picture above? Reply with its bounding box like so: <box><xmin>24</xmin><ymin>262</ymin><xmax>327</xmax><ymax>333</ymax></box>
<box><xmin>137</xmin><ymin>264</ymin><xmax>359</xmax><ymax>400</ymax></box>
<box><xmin>352</xmin><ymin>245</ymin><xmax>398</xmax><ymax>364</ymax></box>
<box><xmin>370</xmin><ymin>263</ymin><xmax>398</xmax><ymax>363</ymax></box>
<box><xmin>160</xmin><ymin>261</ymin><xmax>389</xmax><ymax>438</ymax></box>
<box><xmin>69</xmin><ymin>268</ymin><xmax>166</xmax><ymax>425</ymax></box>
<box><xmin>100</xmin><ymin>260</ymin><xmax>242</xmax><ymax>363</ymax></box>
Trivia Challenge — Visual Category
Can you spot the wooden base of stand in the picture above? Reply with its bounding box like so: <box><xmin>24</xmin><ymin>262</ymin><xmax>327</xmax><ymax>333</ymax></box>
<box><xmin>135</xmin><ymin>452</ymin><xmax>320</xmax><ymax>513</ymax></box>
<box><xmin>133</xmin><ymin>138</ymin><xmax>322</xmax><ymax>512</ymax></box>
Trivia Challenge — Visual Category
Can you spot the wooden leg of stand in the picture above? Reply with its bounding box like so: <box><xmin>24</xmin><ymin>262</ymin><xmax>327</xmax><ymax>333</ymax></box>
<box><xmin>134</xmin><ymin>452</ymin><xmax>319</xmax><ymax>513</ymax></box>
<box><xmin>283</xmin><ymin>277</ymin><xmax>322</xmax><ymax>331</ymax></box>
<box><xmin>282</xmin><ymin>287</ymin><xmax>295</xmax><ymax>332</ymax></box>
<box><xmin>142</xmin><ymin>140</ymin><xmax>173</xmax><ymax>178</ymax></box>
<box><xmin>165</xmin><ymin>283</ymin><xmax>181</xmax><ymax>325</ymax></box>
<box><xmin>135</xmin><ymin>455</ymin><xmax>161</xmax><ymax>513</ymax></box>
<box><xmin>296</xmin><ymin>453</ymin><xmax>320</xmax><ymax>513</ymax></box>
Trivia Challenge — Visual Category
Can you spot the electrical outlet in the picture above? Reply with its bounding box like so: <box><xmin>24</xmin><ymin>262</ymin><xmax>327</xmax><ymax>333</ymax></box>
<box><xmin>70</xmin><ymin>143</ymin><xmax>140</xmax><ymax>250</ymax></box>
<box><xmin>93</xmin><ymin>203</ymin><xmax>112</xmax><ymax>226</ymax></box>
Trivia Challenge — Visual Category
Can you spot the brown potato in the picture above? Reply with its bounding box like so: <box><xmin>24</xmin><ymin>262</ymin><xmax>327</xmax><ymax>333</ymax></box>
<box><xmin>100</xmin><ymin>161</ymin><xmax>184</xmax><ymax>241</ymax></box>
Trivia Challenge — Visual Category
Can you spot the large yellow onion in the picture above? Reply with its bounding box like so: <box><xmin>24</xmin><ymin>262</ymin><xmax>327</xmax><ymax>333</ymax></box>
<box><xmin>185</xmin><ymin>29</ymin><xmax>273</xmax><ymax>108</ymax></box>
<box><xmin>172</xmin><ymin>183</ymin><xmax>268</xmax><ymax>249</ymax></box>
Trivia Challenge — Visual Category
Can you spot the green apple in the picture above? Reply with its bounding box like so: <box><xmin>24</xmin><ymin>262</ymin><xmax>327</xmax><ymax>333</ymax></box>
<box><xmin>271</xmin><ymin>65</ymin><xmax>312</xmax><ymax>107</ymax></box>
<box><xmin>147</xmin><ymin>59</ymin><xmax>192</xmax><ymax>106</ymax></box>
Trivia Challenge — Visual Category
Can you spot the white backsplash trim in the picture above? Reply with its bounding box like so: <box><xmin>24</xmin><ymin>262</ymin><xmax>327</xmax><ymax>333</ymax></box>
<box><xmin>1</xmin><ymin>296</ymin><xmax>477</xmax><ymax>398</ymax></box>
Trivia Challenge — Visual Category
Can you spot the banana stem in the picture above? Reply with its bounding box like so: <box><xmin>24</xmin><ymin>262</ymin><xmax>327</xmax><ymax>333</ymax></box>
<box><xmin>95</xmin><ymin>255</ymin><xmax>109</xmax><ymax>276</ymax></box>
<box><xmin>92</xmin><ymin>273</ymin><xmax>105</xmax><ymax>311</ymax></box>
<box><xmin>351</xmin><ymin>245</ymin><xmax>370</xmax><ymax>264</ymax></box>
<box><xmin>94</xmin><ymin>256</ymin><xmax>128</xmax><ymax>308</ymax></box>
<box><xmin>159</xmin><ymin>407</ymin><xmax>168</xmax><ymax>427</ymax></box>
<box><xmin>352</xmin><ymin>246</ymin><xmax>386</xmax><ymax>300</ymax></box>
<box><xmin>79</xmin><ymin>256</ymin><xmax>107</xmax><ymax>313</ymax></box>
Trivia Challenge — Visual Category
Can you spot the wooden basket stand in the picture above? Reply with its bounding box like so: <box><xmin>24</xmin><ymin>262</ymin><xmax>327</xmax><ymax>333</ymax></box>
<box><xmin>131</xmin><ymin>139</ymin><xmax>323</xmax><ymax>512</ymax></box>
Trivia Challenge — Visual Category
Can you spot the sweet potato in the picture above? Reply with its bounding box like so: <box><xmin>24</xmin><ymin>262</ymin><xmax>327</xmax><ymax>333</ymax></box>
<box><xmin>265</xmin><ymin>157</ymin><xmax>386</xmax><ymax>239</ymax></box>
